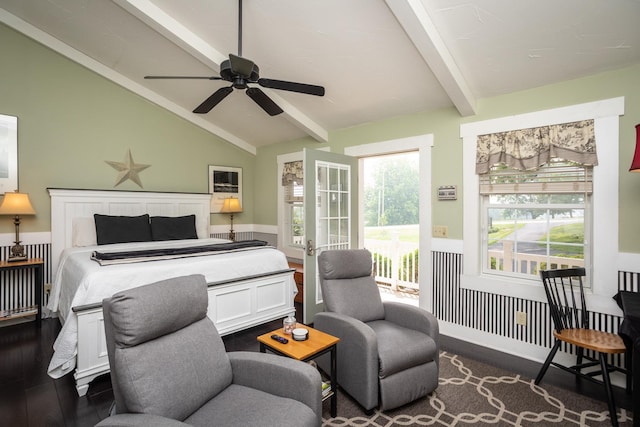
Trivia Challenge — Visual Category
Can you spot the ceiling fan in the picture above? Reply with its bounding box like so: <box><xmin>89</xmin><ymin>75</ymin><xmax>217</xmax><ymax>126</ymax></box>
<box><xmin>144</xmin><ymin>0</ymin><xmax>325</xmax><ymax>116</ymax></box>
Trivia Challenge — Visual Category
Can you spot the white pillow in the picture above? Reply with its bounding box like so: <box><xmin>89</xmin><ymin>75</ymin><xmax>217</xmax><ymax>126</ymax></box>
<box><xmin>72</xmin><ymin>217</ymin><xmax>97</xmax><ymax>247</ymax></box>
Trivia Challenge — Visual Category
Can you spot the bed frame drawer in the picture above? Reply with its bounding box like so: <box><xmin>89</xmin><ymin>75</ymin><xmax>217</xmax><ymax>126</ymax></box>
<box><xmin>208</xmin><ymin>271</ymin><xmax>295</xmax><ymax>335</ymax></box>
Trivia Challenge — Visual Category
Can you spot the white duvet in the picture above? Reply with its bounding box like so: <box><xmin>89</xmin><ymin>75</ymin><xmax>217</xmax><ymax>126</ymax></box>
<box><xmin>47</xmin><ymin>238</ymin><xmax>290</xmax><ymax>378</ymax></box>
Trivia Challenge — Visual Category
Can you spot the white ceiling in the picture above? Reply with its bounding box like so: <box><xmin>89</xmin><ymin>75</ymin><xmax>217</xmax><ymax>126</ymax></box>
<box><xmin>1</xmin><ymin>0</ymin><xmax>639</xmax><ymax>154</ymax></box>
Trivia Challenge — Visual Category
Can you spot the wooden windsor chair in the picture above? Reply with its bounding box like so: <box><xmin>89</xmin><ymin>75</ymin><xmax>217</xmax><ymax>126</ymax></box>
<box><xmin>535</xmin><ymin>267</ymin><xmax>628</xmax><ymax>427</ymax></box>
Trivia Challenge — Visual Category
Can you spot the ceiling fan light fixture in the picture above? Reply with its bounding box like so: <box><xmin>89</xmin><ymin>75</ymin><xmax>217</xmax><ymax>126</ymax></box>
<box><xmin>233</xmin><ymin>78</ymin><xmax>248</xmax><ymax>90</ymax></box>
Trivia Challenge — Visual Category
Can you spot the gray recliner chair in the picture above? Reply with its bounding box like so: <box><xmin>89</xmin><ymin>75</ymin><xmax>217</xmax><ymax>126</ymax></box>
<box><xmin>314</xmin><ymin>249</ymin><xmax>439</xmax><ymax>412</ymax></box>
<box><xmin>95</xmin><ymin>274</ymin><xmax>322</xmax><ymax>427</ymax></box>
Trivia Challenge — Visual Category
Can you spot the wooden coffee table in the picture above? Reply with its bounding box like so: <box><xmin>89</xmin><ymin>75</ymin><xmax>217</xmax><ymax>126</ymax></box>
<box><xmin>258</xmin><ymin>325</ymin><xmax>339</xmax><ymax>417</ymax></box>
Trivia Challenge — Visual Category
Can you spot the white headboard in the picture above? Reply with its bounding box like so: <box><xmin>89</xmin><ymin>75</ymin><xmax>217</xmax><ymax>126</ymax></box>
<box><xmin>48</xmin><ymin>188</ymin><xmax>212</xmax><ymax>274</ymax></box>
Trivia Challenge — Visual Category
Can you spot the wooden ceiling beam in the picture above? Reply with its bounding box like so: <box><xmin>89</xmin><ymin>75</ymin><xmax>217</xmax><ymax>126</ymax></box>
<box><xmin>385</xmin><ymin>0</ymin><xmax>477</xmax><ymax>116</ymax></box>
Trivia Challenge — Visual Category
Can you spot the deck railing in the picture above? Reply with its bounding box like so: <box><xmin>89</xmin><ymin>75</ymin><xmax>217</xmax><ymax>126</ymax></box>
<box><xmin>488</xmin><ymin>240</ymin><xmax>583</xmax><ymax>274</ymax></box>
<box><xmin>365</xmin><ymin>238</ymin><xmax>583</xmax><ymax>291</ymax></box>
<box><xmin>365</xmin><ymin>234</ymin><xmax>419</xmax><ymax>291</ymax></box>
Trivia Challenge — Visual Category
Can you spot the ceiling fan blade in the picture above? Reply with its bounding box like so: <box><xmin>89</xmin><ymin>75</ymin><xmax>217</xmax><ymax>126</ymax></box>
<box><xmin>229</xmin><ymin>54</ymin><xmax>255</xmax><ymax>79</ymax></box>
<box><xmin>193</xmin><ymin>86</ymin><xmax>234</xmax><ymax>114</ymax></box>
<box><xmin>246</xmin><ymin>87</ymin><xmax>284</xmax><ymax>116</ymax></box>
<box><xmin>145</xmin><ymin>76</ymin><xmax>222</xmax><ymax>80</ymax></box>
<box><xmin>258</xmin><ymin>78</ymin><xmax>325</xmax><ymax>96</ymax></box>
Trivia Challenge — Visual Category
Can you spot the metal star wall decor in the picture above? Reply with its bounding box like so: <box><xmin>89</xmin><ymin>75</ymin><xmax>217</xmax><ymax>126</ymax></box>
<box><xmin>105</xmin><ymin>149</ymin><xmax>151</xmax><ymax>188</ymax></box>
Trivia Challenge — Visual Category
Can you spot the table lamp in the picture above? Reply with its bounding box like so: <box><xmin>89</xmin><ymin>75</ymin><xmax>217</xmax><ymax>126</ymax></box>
<box><xmin>0</xmin><ymin>190</ymin><xmax>36</xmax><ymax>262</ymax></box>
<box><xmin>220</xmin><ymin>196</ymin><xmax>242</xmax><ymax>242</ymax></box>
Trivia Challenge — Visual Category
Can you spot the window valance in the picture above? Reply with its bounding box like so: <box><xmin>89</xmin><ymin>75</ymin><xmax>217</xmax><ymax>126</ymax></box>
<box><xmin>475</xmin><ymin>119</ymin><xmax>596</xmax><ymax>174</ymax></box>
<box><xmin>282</xmin><ymin>161</ymin><xmax>303</xmax><ymax>186</ymax></box>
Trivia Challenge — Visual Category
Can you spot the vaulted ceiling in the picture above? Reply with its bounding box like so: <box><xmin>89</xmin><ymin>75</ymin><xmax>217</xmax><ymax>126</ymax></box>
<box><xmin>1</xmin><ymin>0</ymin><xmax>639</xmax><ymax>154</ymax></box>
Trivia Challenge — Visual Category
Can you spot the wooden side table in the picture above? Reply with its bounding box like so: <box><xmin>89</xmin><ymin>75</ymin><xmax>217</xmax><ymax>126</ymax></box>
<box><xmin>0</xmin><ymin>258</ymin><xmax>44</xmax><ymax>327</ymax></box>
<box><xmin>258</xmin><ymin>325</ymin><xmax>339</xmax><ymax>417</ymax></box>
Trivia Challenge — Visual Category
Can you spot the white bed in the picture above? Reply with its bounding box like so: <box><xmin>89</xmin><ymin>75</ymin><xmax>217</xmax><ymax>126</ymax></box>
<box><xmin>47</xmin><ymin>189</ymin><xmax>296</xmax><ymax>396</ymax></box>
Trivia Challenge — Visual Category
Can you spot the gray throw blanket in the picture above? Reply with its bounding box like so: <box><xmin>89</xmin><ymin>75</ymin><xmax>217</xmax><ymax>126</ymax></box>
<box><xmin>91</xmin><ymin>240</ymin><xmax>268</xmax><ymax>265</ymax></box>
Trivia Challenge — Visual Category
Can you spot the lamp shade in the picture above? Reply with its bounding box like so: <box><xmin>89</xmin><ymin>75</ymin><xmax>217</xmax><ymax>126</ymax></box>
<box><xmin>220</xmin><ymin>197</ymin><xmax>242</xmax><ymax>213</ymax></box>
<box><xmin>0</xmin><ymin>191</ymin><xmax>36</xmax><ymax>215</ymax></box>
<box><xmin>629</xmin><ymin>124</ymin><xmax>640</xmax><ymax>172</ymax></box>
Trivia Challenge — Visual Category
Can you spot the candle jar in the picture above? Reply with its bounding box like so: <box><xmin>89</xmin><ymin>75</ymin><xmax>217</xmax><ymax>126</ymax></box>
<box><xmin>283</xmin><ymin>315</ymin><xmax>296</xmax><ymax>335</ymax></box>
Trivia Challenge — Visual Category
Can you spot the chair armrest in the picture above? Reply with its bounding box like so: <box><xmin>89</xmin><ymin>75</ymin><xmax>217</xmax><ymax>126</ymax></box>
<box><xmin>314</xmin><ymin>312</ymin><xmax>380</xmax><ymax>410</ymax></box>
<box><xmin>95</xmin><ymin>413</ymin><xmax>190</xmax><ymax>427</ymax></box>
<box><xmin>383</xmin><ymin>302</ymin><xmax>439</xmax><ymax>341</ymax></box>
<box><xmin>228</xmin><ymin>351</ymin><xmax>322</xmax><ymax>422</ymax></box>
<box><xmin>314</xmin><ymin>312</ymin><xmax>378</xmax><ymax>355</ymax></box>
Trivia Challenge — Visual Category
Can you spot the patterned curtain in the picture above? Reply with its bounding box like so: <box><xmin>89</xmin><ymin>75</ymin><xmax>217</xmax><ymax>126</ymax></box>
<box><xmin>282</xmin><ymin>161</ymin><xmax>304</xmax><ymax>186</ymax></box>
<box><xmin>476</xmin><ymin>119</ymin><xmax>596</xmax><ymax>174</ymax></box>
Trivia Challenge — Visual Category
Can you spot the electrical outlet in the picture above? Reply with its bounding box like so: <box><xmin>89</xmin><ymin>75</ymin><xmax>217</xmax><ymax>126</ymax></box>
<box><xmin>516</xmin><ymin>311</ymin><xmax>527</xmax><ymax>326</ymax></box>
<box><xmin>44</xmin><ymin>283</ymin><xmax>52</xmax><ymax>295</ymax></box>
<box><xmin>433</xmin><ymin>225</ymin><xmax>448</xmax><ymax>238</ymax></box>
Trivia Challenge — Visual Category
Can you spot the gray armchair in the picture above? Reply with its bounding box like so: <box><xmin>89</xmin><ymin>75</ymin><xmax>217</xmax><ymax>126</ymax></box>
<box><xmin>95</xmin><ymin>274</ymin><xmax>322</xmax><ymax>427</ymax></box>
<box><xmin>314</xmin><ymin>249</ymin><xmax>439</xmax><ymax>412</ymax></box>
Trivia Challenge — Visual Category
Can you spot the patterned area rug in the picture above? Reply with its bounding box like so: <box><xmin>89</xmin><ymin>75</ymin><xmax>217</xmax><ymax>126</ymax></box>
<box><xmin>322</xmin><ymin>351</ymin><xmax>633</xmax><ymax>426</ymax></box>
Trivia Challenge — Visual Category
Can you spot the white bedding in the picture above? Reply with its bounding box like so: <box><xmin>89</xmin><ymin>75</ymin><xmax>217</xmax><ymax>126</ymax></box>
<box><xmin>47</xmin><ymin>238</ymin><xmax>291</xmax><ymax>378</ymax></box>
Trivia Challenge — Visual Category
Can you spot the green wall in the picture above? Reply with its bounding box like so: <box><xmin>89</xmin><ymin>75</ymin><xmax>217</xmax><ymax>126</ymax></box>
<box><xmin>0</xmin><ymin>23</ymin><xmax>255</xmax><ymax>233</ymax></box>
<box><xmin>3</xmin><ymin>21</ymin><xmax>640</xmax><ymax>254</ymax></box>
<box><xmin>256</xmin><ymin>64</ymin><xmax>640</xmax><ymax>252</ymax></box>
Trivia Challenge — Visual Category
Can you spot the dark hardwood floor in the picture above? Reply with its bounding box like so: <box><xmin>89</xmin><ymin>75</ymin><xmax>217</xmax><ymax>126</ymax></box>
<box><xmin>0</xmin><ymin>305</ymin><xmax>632</xmax><ymax>427</ymax></box>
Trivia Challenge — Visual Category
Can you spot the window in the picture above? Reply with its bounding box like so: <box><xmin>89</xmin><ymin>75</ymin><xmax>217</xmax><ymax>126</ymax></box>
<box><xmin>277</xmin><ymin>154</ymin><xmax>305</xmax><ymax>258</ymax></box>
<box><xmin>481</xmin><ymin>160</ymin><xmax>591</xmax><ymax>284</ymax></box>
<box><xmin>284</xmin><ymin>181</ymin><xmax>304</xmax><ymax>247</ymax></box>
<box><xmin>461</xmin><ymin>98</ymin><xmax>623</xmax><ymax>303</ymax></box>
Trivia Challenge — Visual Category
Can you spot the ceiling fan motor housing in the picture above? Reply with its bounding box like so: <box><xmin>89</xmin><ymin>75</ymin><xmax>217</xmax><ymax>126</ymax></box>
<box><xmin>220</xmin><ymin>59</ymin><xmax>260</xmax><ymax>84</ymax></box>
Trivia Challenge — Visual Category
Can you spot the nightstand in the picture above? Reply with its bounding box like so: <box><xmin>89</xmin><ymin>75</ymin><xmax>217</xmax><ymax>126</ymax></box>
<box><xmin>0</xmin><ymin>258</ymin><xmax>44</xmax><ymax>326</ymax></box>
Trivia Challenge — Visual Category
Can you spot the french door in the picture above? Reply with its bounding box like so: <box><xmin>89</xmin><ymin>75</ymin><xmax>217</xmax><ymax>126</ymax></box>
<box><xmin>302</xmin><ymin>148</ymin><xmax>358</xmax><ymax>323</ymax></box>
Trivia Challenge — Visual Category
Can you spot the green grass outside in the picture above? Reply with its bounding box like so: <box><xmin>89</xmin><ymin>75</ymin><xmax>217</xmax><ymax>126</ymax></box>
<box><xmin>487</xmin><ymin>223</ymin><xmax>524</xmax><ymax>246</ymax></box>
<box><xmin>539</xmin><ymin>222</ymin><xmax>584</xmax><ymax>256</ymax></box>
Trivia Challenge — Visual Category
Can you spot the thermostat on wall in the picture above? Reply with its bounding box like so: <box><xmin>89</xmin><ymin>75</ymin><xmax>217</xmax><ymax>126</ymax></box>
<box><xmin>437</xmin><ymin>185</ymin><xmax>457</xmax><ymax>200</ymax></box>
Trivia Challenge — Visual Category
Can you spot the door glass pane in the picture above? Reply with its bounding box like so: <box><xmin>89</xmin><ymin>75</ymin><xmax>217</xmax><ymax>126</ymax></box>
<box><xmin>329</xmin><ymin>192</ymin><xmax>339</xmax><ymax>216</ymax></box>
<box><xmin>318</xmin><ymin>217</ymin><xmax>328</xmax><ymax>245</ymax></box>
<box><xmin>329</xmin><ymin>168</ymin><xmax>339</xmax><ymax>190</ymax></box>
<box><xmin>316</xmin><ymin>163</ymin><xmax>329</xmax><ymax>249</ymax></box>
<box><xmin>330</xmin><ymin>219</ymin><xmax>339</xmax><ymax>244</ymax></box>
<box><xmin>317</xmin><ymin>166</ymin><xmax>327</xmax><ymax>191</ymax></box>
<box><xmin>340</xmin><ymin>168</ymin><xmax>349</xmax><ymax>191</ymax></box>
<box><xmin>339</xmin><ymin>218</ymin><xmax>349</xmax><ymax>242</ymax></box>
<box><xmin>317</xmin><ymin>190</ymin><xmax>326</xmax><ymax>213</ymax></box>
<box><xmin>340</xmin><ymin>192</ymin><xmax>349</xmax><ymax>217</ymax></box>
